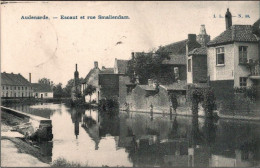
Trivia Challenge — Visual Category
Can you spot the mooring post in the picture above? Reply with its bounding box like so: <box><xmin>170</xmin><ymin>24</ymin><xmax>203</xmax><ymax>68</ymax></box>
<box><xmin>150</xmin><ymin>104</ymin><xmax>153</xmax><ymax>121</ymax></box>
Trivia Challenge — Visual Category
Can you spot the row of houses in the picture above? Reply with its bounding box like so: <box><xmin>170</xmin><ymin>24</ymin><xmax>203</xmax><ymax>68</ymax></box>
<box><xmin>1</xmin><ymin>72</ymin><xmax>53</xmax><ymax>99</ymax></box>
<box><xmin>74</xmin><ymin>9</ymin><xmax>260</xmax><ymax>113</ymax></box>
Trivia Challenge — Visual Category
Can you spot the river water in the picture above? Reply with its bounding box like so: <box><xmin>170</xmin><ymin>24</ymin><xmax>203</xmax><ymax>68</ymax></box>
<box><xmin>5</xmin><ymin>103</ymin><xmax>260</xmax><ymax>167</ymax></box>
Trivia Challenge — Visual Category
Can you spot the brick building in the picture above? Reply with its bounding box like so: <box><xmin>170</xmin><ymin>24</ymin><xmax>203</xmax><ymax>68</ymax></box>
<box><xmin>187</xmin><ymin>47</ymin><xmax>208</xmax><ymax>84</ymax></box>
<box><xmin>98</xmin><ymin>67</ymin><xmax>119</xmax><ymax>101</ymax></box>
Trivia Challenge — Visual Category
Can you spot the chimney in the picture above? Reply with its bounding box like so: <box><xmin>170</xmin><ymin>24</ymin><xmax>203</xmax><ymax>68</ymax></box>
<box><xmin>29</xmin><ymin>73</ymin><xmax>31</xmax><ymax>83</ymax></box>
<box><xmin>200</xmin><ymin>25</ymin><xmax>206</xmax><ymax>35</ymax></box>
<box><xmin>131</xmin><ymin>52</ymin><xmax>135</xmax><ymax>59</ymax></box>
<box><xmin>94</xmin><ymin>61</ymin><xmax>98</xmax><ymax>69</ymax></box>
<box><xmin>76</xmin><ymin>64</ymin><xmax>78</xmax><ymax>71</ymax></box>
<box><xmin>225</xmin><ymin>8</ymin><xmax>232</xmax><ymax>29</ymax></box>
<box><xmin>188</xmin><ymin>34</ymin><xmax>196</xmax><ymax>42</ymax></box>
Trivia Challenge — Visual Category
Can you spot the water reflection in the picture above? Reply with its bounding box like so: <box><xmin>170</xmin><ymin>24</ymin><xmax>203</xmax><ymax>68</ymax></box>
<box><xmin>5</xmin><ymin>103</ymin><xmax>260</xmax><ymax>167</ymax></box>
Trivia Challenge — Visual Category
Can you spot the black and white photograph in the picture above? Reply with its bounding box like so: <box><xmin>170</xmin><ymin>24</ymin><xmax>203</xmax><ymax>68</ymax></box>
<box><xmin>1</xmin><ymin>1</ymin><xmax>260</xmax><ymax>167</ymax></box>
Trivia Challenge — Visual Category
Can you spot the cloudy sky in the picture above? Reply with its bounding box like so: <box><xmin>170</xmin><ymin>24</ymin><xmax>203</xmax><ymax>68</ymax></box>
<box><xmin>1</xmin><ymin>1</ymin><xmax>259</xmax><ymax>85</ymax></box>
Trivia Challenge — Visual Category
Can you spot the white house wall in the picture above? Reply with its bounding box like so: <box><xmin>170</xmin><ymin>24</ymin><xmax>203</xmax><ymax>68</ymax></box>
<box><xmin>187</xmin><ymin>57</ymin><xmax>193</xmax><ymax>84</ymax></box>
<box><xmin>34</xmin><ymin>92</ymin><xmax>53</xmax><ymax>98</ymax></box>
<box><xmin>1</xmin><ymin>85</ymin><xmax>33</xmax><ymax>98</ymax></box>
<box><xmin>233</xmin><ymin>42</ymin><xmax>259</xmax><ymax>87</ymax></box>
<box><xmin>207</xmin><ymin>44</ymin><xmax>235</xmax><ymax>81</ymax></box>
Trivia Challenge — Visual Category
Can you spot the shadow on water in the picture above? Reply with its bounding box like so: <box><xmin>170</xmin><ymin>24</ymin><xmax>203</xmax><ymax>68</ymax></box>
<box><xmin>5</xmin><ymin>103</ymin><xmax>260</xmax><ymax>167</ymax></box>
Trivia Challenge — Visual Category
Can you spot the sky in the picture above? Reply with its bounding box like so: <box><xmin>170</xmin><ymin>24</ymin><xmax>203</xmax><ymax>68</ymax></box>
<box><xmin>1</xmin><ymin>1</ymin><xmax>259</xmax><ymax>86</ymax></box>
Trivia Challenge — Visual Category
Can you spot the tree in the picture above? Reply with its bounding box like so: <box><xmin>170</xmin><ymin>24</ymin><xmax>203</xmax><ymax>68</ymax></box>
<box><xmin>63</xmin><ymin>78</ymin><xmax>84</xmax><ymax>97</ymax></box>
<box><xmin>126</xmin><ymin>50</ymin><xmax>170</xmax><ymax>84</ymax></box>
<box><xmin>83</xmin><ymin>84</ymin><xmax>96</xmax><ymax>102</ymax></box>
<box><xmin>38</xmin><ymin>78</ymin><xmax>53</xmax><ymax>86</ymax></box>
<box><xmin>53</xmin><ymin>83</ymin><xmax>64</xmax><ymax>98</ymax></box>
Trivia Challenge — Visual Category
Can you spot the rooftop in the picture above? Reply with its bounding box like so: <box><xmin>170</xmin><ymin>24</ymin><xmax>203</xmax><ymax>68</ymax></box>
<box><xmin>82</xmin><ymin>67</ymin><xmax>101</xmax><ymax>85</ymax></box>
<box><xmin>159</xmin><ymin>38</ymin><xmax>201</xmax><ymax>65</ymax></box>
<box><xmin>99</xmin><ymin>68</ymin><xmax>114</xmax><ymax>74</ymax></box>
<box><xmin>1</xmin><ymin>72</ymin><xmax>31</xmax><ymax>86</ymax></box>
<box><xmin>188</xmin><ymin>47</ymin><xmax>207</xmax><ymax>56</ymax></box>
<box><xmin>138</xmin><ymin>85</ymin><xmax>157</xmax><ymax>91</ymax></box>
<box><xmin>207</xmin><ymin>25</ymin><xmax>258</xmax><ymax>46</ymax></box>
<box><xmin>160</xmin><ymin>80</ymin><xmax>187</xmax><ymax>91</ymax></box>
<box><xmin>31</xmin><ymin>83</ymin><xmax>52</xmax><ymax>92</ymax></box>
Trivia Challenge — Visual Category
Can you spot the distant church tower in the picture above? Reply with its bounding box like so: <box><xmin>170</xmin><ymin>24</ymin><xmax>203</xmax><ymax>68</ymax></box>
<box><xmin>72</xmin><ymin>64</ymin><xmax>80</xmax><ymax>100</ymax></box>
<box><xmin>225</xmin><ymin>8</ymin><xmax>232</xmax><ymax>30</ymax></box>
<box><xmin>196</xmin><ymin>25</ymin><xmax>210</xmax><ymax>47</ymax></box>
<box><xmin>74</xmin><ymin>64</ymin><xmax>79</xmax><ymax>87</ymax></box>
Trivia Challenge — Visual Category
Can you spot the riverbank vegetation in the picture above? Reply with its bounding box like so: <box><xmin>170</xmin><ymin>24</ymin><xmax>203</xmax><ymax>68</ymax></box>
<box><xmin>51</xmin><ymin>158</ymin><xmax>88</xmax><ymax>167</ymax></box>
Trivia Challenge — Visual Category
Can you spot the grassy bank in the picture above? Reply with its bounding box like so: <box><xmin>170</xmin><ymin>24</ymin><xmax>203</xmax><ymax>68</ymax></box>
<box><xmin>51</xmin><ymin>158</ymin><xmax>88</xmax><ymax>167</ymax></box>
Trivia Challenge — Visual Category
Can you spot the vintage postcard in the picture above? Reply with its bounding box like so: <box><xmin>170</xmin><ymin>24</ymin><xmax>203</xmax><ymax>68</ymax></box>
<box><xmin>1</xmin><ymin>1</ymin><xmax>260</xmax><ymax>167</ymax></box>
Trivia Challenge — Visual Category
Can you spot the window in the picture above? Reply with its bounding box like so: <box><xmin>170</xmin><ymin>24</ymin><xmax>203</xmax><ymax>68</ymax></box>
<box><xmin>174</xmin><ymin>67</ymin><xmax>180</xmax><ymax>80</ymax></box>
<box><xmin>188</xmin><ymin>59</ymin><xmax>192</xmax><ymax>72</ymax></box>
<box><xmin>6</xmin><ymin>86</ymin><xmax>8</xmax><ymax>90</ymax></box>
<box><xmin>45</xmin><ymin>93</ymin><xmax>48</xmax><ymax>96</ymax></box>
<box><xmin>36</xmin><ymin>93</ymin><xmax>38</xmax><ymax>96</ymax></box>
<box><xmin>216</xmin><ymin>47</ymin><xmax>225</xmax><ymax>65</ymax></box>
<box><xmin>22</xmin><ymin>87</ymin><xmax>23</xmax><ymax>90</ymax></box>
<box><xmin>239</xmin><ymin>46</ymin><xmax>248</xmax><ymax>64</ymax></box>
<box><xmin>25</xmin><ymin>87</ymin><xmax>27</xmax><ymax>90</ymax></box>
<box><xmin>18</xmin><ymin>87</ymin><xmax>20</xmax><ymax>90</ymax></box>
<box><xmin>240</xmin><ymin>77</ymin><xmax>247</xmax><ymax>87</ymax></box>
<box><xmin>14</xmin><ymin>86</ymin><xmax>16</xmax><ymax>90</ymax></box>
<box><xmin>2</xmin><ymin>86</ymin><xmax>4</xmax><ymax>90</ymax></box>
<box><xmin>14</xmin><ymin>93</ymin><xmax>16</xmax><ymax>97</ymax></box>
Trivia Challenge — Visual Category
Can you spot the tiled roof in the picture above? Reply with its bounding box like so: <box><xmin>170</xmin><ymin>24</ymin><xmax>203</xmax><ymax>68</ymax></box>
<box><xmin>32</xmin><ymin>83</ymin><xmax>52</xmax><ymax>92</ymax></box>
<box><xmin>159</xmin><ymin>39</ymin><xmax>187</xmax><ymax>55</ymax></box>
<box><xmin>207</xmin><ymin>25</ymin><xmax>258</xmax><ymax>46</ymax></box>
<box><xmin>160</xmin><ymin>80</ymin><xmax>187</xmax><ymax>91</ymax></box>
<box><xmin>162</xmin><ymin>53</ymin><xmax>186</xmax><ymax>65</ymax></box>
<box><xmin>100</xmin><ymin>68</ymin><xmax>114</xmax><ymax>74</ymax></box>
<box><xmin>115</xmin><ymin>59</ymin><xmax>129</xmax><ymax>74</ymax></box>
<box><xmin>188</xmin><ymin>47</ymin><xmax>207</xmax><ymax>56</ymax></box>
<box><xmin>82</xmin><ymin>68</ymin><xmax>101</xmax><ymax>85</ymax></box>
<box><xmin>1</xmin><ymin>72</ymin><xmax>31</xmax><ymax>86</ymax></box>
<box><xmin>159</xmin><ymin>39</ymin><xmax>201</xmax><ymax>65</ymax></box>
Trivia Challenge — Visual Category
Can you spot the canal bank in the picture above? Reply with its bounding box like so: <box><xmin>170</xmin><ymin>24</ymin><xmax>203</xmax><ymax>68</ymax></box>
<box><xmin>123</xmin><ymin>106</ymin><xmax>260</xmax><ymax>121</ymax></box>
<box><xmin>1</xmin><ymin>122</ymin><xmax>50</xmax><ymax>167</ymax></box>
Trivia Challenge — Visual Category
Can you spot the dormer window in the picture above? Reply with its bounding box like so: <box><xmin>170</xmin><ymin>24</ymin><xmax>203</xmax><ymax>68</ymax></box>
<box><xmin>239</xmin><ymin>46</ymin><xmax>248</xmax><ymax>64</ymax></box>
<box><xmin>216</xmin><ymin>47</ymin><xmax>225</xmax><ymax>65</ymax></box>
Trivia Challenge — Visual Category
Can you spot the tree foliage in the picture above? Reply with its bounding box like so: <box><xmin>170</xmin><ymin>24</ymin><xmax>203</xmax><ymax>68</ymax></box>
<box><xmin>63</xmin><ymin>78</ymin><xmax>84</xmax><ymax>97</ymax></box>
<box><xmin>38</xmin><ymin>78</ymin><xmax>53</xmax><ymax>86</ymax></box>
<box><xmin>53</xmin><ymin>83</ymin><xmax>63</xmax><ymax>98</ymax></box>
<box><xmin>83</xmin><ymin>84</ymin><xmax>96</xmax><ymax>102</ymax></box>
<box><xmin>127</xmin><ymin>50</ymin><xmax>170</xmax><ymax>84</ymax></box>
